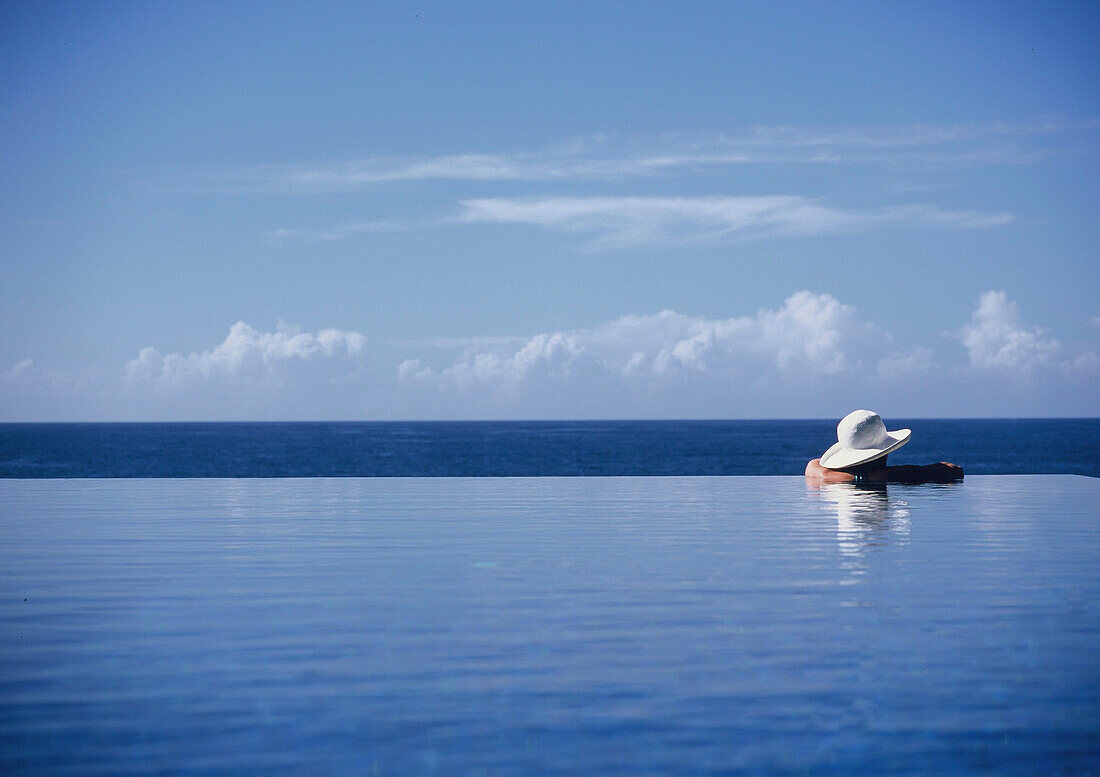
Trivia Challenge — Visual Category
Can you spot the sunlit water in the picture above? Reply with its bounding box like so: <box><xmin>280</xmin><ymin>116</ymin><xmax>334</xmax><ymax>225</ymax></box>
<box><xmin>2</xmin><ymin>476</ymin><xmax>1098</xmax><ymax>775</ymax></box>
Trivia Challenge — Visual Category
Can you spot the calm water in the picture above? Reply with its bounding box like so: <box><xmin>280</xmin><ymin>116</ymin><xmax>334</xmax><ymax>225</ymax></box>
<box><xmin>1</xmin><ymin>476</ymin><xmax>1098</xmax><ymax>775</ymax></box>
<box><xmin>2</xmin><ymin>419</ymin><xmax>1098</xmax><ymax>477</ymax></box>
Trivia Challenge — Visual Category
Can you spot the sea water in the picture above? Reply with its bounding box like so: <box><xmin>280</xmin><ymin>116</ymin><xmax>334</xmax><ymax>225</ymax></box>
<box><xmin>1</xmin><ymin>476</ymin><xmax>1097</xmax><ymax>775</ymax></box>
<box><xmin>2</xmin><ymin>419</ymin><xmax>1098</xmax><ymax>477</ymax></box>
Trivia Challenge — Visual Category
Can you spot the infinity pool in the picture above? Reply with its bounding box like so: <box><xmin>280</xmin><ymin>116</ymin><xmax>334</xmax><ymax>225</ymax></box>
<box><xmin>1</xmin><ymin>476</ymin><xmax>1097</xmax><ymax>775</ymax></box>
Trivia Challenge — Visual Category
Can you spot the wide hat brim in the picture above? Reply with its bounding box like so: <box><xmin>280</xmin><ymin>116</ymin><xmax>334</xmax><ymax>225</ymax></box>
<box><xmin>819</xmin><ymin>428</ymin><xmax>911</xmax><ymax>470</ymax></box>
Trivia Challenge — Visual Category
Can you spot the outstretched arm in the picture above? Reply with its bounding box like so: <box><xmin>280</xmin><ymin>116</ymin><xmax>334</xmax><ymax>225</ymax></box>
<box><xmin>805</xmin><ymin>458</ymin><xmax>963</xmax><ymax>483</ymax></box>
<box><xmin>883</xmin><ymin>462</ymin><xmax>963</xmax><ymax>483</ymax></box>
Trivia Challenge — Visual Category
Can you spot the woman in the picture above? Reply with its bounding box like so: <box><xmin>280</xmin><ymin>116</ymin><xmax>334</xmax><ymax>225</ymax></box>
<box><xmin>805</xmin><ymin>409</ymin><xmax>963</xmax><ymax>484</ymax></box>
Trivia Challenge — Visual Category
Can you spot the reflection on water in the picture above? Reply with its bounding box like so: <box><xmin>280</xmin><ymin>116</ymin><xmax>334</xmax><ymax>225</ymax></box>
<box><xmin>809</xmin><ymin>482</ymin><xmax>911</xmax><ymax>586</ymax></box>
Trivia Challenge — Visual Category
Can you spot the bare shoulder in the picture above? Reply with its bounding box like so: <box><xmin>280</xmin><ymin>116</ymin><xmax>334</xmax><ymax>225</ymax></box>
<box><xmin>805</xmin><ymin>458</ymin><xmax>858</xmax><ymax>483</ymax></box>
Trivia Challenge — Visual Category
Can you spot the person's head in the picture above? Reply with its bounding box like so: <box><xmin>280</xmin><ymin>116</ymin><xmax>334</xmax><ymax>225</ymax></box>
<box><xmin>840</xmin><ymin>454</ymin><xmax>888</xmax><ymax>479</ymax></box>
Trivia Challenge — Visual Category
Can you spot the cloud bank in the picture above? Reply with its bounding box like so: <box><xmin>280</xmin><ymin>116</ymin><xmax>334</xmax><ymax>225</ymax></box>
<box><xmin>4</xmin><ymin>292</ymin><xmax>1096</xmax><ymax>420</ymax></box>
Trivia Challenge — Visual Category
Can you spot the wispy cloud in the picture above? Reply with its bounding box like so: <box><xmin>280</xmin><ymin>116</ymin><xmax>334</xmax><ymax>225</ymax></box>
<box><xmin>457</xmin><ymin>196</ymin><xmax>1013</xmax><ymax>249</ymax></box>
<box><xmin>231</xmin><ymin>148</ymin><xmax>753</xmax><ymax>193</ymax></box>
<box><xmin>266</xmin><ymin>221</ymin><xmax>399</xmax><ymax>243</ymax></box>
<box><xmin>221</xmin><ymin>120</ymin><xmax>1095</xmax><ymax>193</ymax></box>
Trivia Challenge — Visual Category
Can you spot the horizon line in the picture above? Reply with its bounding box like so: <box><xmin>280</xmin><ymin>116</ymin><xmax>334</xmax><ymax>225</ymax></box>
<box><xmin>2</xmin><ymin>416</ymin><xmax>1097</xmax><ymax>425</ymax></box>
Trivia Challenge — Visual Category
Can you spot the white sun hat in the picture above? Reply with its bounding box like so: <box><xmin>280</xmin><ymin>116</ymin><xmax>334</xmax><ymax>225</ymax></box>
<box><xmin>819</xmin><ymin>409</ymin><xmax>911</xmax><ymax>470</ymax></box>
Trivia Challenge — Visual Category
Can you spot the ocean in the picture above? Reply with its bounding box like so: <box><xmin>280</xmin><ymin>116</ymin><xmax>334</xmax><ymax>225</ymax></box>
<box><xmin>1</xmin><ymin>418</ymin><xmax>1097</xmax><ymax>478</ymax></box>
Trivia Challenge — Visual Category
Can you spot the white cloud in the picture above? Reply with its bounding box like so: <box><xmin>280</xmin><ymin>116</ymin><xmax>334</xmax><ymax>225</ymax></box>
<box><xmin>1</xmin><ymin>358</ymin><xmax>33</xmax><ymax>381</ymax></box>
<box><xmin>457</xmin><ymin>196</ymin><xmax>1013</xmax><ymax>249</ymax></box>
<box><xmin>960</xmin><ymin>291</ymin><xmax>1060</xmax><ymax>370</ymax></box>
<box><xmin>0</xmin><ymin>358</ymin><xmax>102</xmax><ymax>402</ymax></box>
<box><xmin>1071</xmin><ymin>351</ymin><xmax>1100</xmax><ymax>375</ymax></box>
<box><xmin>126</xmin><ymin>321</ymin><xmax>366</xmax><ymax>387</ymax></box>
<box><xmin>396</xmin><ymin>358</ymin><xmax>425</xmax><ymax>380</ymax></box>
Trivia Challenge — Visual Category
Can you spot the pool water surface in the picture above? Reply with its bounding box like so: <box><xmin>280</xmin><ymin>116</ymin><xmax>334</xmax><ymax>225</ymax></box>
<box><xmin>1</xmin><ymin>476</ymin><xmax>1097</xmax><ymax>775</ymax></box>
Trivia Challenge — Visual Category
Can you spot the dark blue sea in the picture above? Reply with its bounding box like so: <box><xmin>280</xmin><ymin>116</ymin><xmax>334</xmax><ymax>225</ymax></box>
<box><xmin>0</xmin><ymin>418</ymin><xmax>1097</xmax><ymax>478</ymax></box>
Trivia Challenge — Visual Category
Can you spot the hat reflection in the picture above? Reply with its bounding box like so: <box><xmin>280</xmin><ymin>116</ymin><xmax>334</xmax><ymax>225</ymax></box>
<box><xmin>814</xmin><ymin>482</ymin><xmax>911</xmax><ymax>586</ymax></box>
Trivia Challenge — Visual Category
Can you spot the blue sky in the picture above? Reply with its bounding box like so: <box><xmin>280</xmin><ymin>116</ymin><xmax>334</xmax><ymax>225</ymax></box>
<box><xmin>1</xmin><ymin>0</ymin><xmax>1098</xmax><ymax>419</ymax></box>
